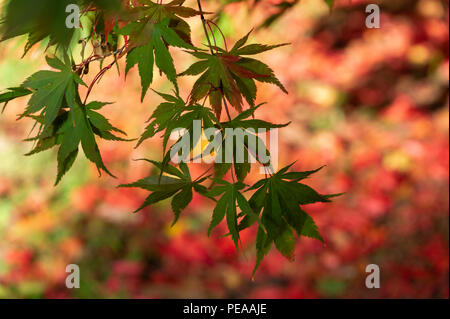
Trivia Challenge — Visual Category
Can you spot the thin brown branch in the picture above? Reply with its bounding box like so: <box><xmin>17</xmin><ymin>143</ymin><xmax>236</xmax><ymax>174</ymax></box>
<box><xmin>197</xmin><ymin>0</ymin><xmax>215</xmax><ymax>55</ymax></box>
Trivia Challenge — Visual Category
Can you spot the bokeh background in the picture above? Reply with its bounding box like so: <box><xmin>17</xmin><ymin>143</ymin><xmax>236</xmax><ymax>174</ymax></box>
<box><xmin>0</xmin><ymin>0</ymin><xmax>448</xmax><ymax>298</ymax></box>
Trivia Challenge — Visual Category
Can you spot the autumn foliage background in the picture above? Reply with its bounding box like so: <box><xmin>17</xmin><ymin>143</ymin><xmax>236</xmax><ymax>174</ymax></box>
<box><xmin>0</xmin><ymin>0</ymin><xmax>448</xmax><ymax>298</ymax></box>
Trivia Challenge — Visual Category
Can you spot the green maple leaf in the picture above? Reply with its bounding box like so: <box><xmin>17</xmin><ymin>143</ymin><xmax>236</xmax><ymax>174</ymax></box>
<box><xmin>10</xmin><ymin>55</ymin><xmax>127</xmax><ymax>184</ymax></box>
<box><xmin>180</xmin><ymin>31</ymin><xmax>287</xmax><ymax>119</ymax></box>
<box><xmin>86</xmin><ymin>101</ymin><xmax>133</xmax><ymax>142</ymax></box>
<box><xmin>19</xmin><ymin>55</ymin><xmax>85</xmax><ymax>128</ymax></box>
<box><xmin>253</xmin><ymin>225</ymin><xmax>272</xmax><ymax>278</ymax></box>
<box><xmin>57</xmin><ymin>101</ymin><xmax>117</xmax><ymax>184</ymax></box>
<box><xmin>0</xmin><ymin>0</ymin><xmax>123</xmax><ymax>54</ymax></box>
<box><xmin>24</xmin><ymin>111</ymin><xmax>70</xmax><ymax>158</ymax></box>
<box><xmin>119</xmin><ymin>160</ymin><xmax>208</xmax><ymax>225</ymax></box>
<box><xmin>229</xmin><ymin>29</ymin><xmax>289</xmax><ymax>56</ymax></box>
<box><xmin>135</xmin><ymin>0</ymin><xmax>208</xmax><ymax>18</ymax></box>
<box><xmin>12</xmin><ymin>55</ymin><xmax>130</xmax><ymax>184</ymax></box>
<box><xmin>207</xmin><ymin>181</ymin><xmax>260</xmax><ymax>250</ymax></box>
<box><xmin>220</xmin><ymin>102</ymin><xmax>290</xmax><ymax>130</ymax></box>
<box><xmin>24</xmin><ymin>101</ymin><xmax>120</xmax><ymax>185</ymax></box>
<box><xmin>0</xmin><ymin>87</ymin><xmax>32</xmax><ymax>112</ymax></box>
<box><xmin>135</xmin><ymin>90</ymin><xmax>185</xmax><ymax>147</ymax></box>
<box><xmin>0</xmin><ymin>0</ymin><xmax>76</xmax><ymax>49</ymax></box>
<box><xmin>205</xmin><ymin>130</ymin><xmax>266</xmax><ymax>183</ymax></box>
<box><xmin>126</xmin><ymin>0</ymin><xmax>207</xmax><ymax>44</ymax></box>
<box><xmin>243</xmin><ymin>163</ymin><xmax>341</xmax><ymax>275</ymax></box>
<box><xmin>136</xmin><ymin>91</ymin><xmax>218</xmax><ymax>154</ymax></box>
<box><xmin>123</xmin><ymin>18</ymin><xmax>197</xmax><ymax>100</ymax></box>
<box><xmin>196</xmin><ymin>103</ymin><xmax>286</xmax><ymax>182</ymax></box>
<box><xmin>152</xmin><ymin>101</ymin><xmax>219</xmax><ymax>182</ymax></box>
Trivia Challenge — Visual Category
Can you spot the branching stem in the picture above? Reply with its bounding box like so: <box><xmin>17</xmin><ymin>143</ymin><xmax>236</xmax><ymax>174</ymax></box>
<box><xmin>197</xmin><ymin>0</ymin><xmax>215</xmax><ymax>56</ymax></box>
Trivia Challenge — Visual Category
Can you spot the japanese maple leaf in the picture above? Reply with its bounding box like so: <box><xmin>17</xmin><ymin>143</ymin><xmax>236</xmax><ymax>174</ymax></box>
<box><xmin>122</xmin><ymin>18</ymin><xmax>197</xmax><ymax>100</ymax></box>
<box><xmin>119</xmin><ymin>160</ymin><xmax>210</xmax><ymax>225</ymax></box>
<box><xmin>14</xmin><ymin>56</ymin><xmax>128</xmax><ymax>184</ymax></box>
<box><xmin>180</xmin><ymin>30</ymin><xmax>288</xmax><ymax>120</ymax></box>
<box><xmin>19</xmin><ymin>55</ymin><xmax>85</xmax><ymax>129</ymax></box>
<box><xmin>120</xmin><ymin>0</ymin><xmax>206</xmax><ymax>49</ymax></box>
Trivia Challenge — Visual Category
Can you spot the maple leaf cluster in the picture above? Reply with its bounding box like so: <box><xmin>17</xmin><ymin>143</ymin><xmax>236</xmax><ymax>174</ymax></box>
<box><xmin>0</xmin><ymin>0</ymin><xmax>339</xmax><ymax>274</ymax></box>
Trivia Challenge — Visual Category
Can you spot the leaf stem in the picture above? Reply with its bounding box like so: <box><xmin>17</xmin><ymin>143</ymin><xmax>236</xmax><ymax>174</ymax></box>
<box><xmin>197</xmin><ymin>0</ymin><xmax>215</xmax><ymax>55</ymax></box>
<box><xmin>206</xmin><ymin>21</ymin><xmax>219</xmax><ymax>54</ymax></box>
<box><xmin>218</xmin><ymin>85</ymin><xmax>232</xmax><ymax>121</ymax></box>
<box><xmin>206</xmin><ymin>20</ymin><xmax>228</xmax><ymax>52</ymax></box>
<box><xmin>194</xmin><ymin>165</ymin><xmax>213</xmax><ymax>182</ymax></box>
